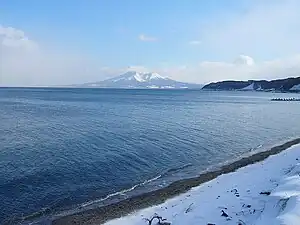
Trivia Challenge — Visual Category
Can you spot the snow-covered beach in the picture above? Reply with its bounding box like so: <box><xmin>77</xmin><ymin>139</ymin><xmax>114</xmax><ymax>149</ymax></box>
<box><xmin>52</xmin><ymin>139</ymin><xmax>300</xmax><ymax>225</ymax></box>
<box><xmin>104</xmin><ymin>143</ymin><xmax>300</xmax><ymax>225</ymax></box>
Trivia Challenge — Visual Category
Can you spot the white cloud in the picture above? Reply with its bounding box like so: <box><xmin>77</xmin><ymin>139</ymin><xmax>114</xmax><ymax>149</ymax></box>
<box><xmin>151</xmin><ymin>0</ymin><xmax>300</xmax><ymax>84</ymax></box>
<box><xmin>197</xmin><ymin>0</ymin><xmax>300</xmax><ymax>58</ymax></box>
<box><xmin>0</xmin><ymin>25</ymin><xmax>37</xmax><ymax>49</ymax></box>
<box><xmin>155</xmin><ymin>55</ymin><xmax>300</xmax><ymax>84</ymax></box>
<box><xmin>234</xmin><ymin>55</ymin><xmax>255</xmax><ymax>66</ymax></box>
<box><xmin>0</xmin><ymin>25</ymin><xmax>108</xmax><ymax>86</ymax></box>
<box><xmin>138</xmin><ymin>34</ymin><xmax>157</xmax><ymax>42</ymax></box>
<box><xmin>189</xmin><ymin>40</ymin><xmax>201</xmax><ymax>45</ymax></box>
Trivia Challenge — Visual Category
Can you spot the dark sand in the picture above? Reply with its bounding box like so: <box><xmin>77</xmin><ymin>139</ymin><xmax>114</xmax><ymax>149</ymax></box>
<box><xmin>52</xmin><ymin>138</ymin><xmax>300</xmax><ymax>225</ymax></box>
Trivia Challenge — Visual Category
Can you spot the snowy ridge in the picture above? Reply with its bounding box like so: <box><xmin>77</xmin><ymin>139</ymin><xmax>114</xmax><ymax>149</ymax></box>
<box><xmin>104</xmin><ymin>144</ymin><xmax>300</xmax><ymax>225</ymax></box>
<box><xmin>290</xmin><ymin>84</ymin><xmax>300</xmax><ymax>91</ymax></box>
<box><xmin>241</xmin><ymin>82</ymin><xmax>255</xmax><ymax>91</ymax></box>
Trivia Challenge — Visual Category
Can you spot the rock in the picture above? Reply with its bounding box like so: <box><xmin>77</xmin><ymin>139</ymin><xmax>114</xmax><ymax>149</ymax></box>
<box><xmin>221</xmin><ymin>210</ymin><xmax>229</xmax><ymax>217</ymax></box>
<box><xmin>260</xmin><ymin>191</ymin><xmax>271</xmax><ymax>196</ymax></box>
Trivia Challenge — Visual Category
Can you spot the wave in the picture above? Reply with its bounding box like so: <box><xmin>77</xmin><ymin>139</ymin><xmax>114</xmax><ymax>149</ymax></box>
<box><xmin>163</xmin><ymin>163</ymin><xmax>193</xmax><ymax>176</ymax></box>
<box><xmin>81</xmin><ymin>174</ymin><xmax>162</xmax><ymax>208</ymax></box>
<box><xmin>250</xmin><ymin>144</ymin><xmax>263</xmax><ymax>152</ymax></box>
<box><xmin>81</xmin><ymin>164</ymin><xmax>193</xmax><ymax>208</ymax></box>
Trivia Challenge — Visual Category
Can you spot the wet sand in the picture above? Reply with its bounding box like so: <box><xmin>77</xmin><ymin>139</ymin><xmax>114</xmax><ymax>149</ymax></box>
<box><xmin>52</xmin><ymin>138</ymin><xmax>300</xmax><ymax>225</ymax></box>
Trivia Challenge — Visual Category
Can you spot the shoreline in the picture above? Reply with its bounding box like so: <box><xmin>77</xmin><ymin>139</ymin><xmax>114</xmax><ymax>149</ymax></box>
<box><xmin>52</xmin><ymin>138</ymin><xmax>300</xmax><ymax>225</ymax></box>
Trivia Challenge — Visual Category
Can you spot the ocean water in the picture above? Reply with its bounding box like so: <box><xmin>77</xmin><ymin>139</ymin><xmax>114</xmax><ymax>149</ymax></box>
<box><xmin>0</xmin><ymin>88</ymin><xmax>300</xmax><ymax>224</ymax></box>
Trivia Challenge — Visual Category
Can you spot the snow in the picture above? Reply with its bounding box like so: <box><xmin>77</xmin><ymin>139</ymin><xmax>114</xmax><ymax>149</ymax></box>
<box><xmin>161</xmin><ymin>86</ymin><xmax>175</xmax><ymax>89</ymax></box>
<box><xmin>256</xmin><ymin>85</ymin><xmax>263</xmax><ymax>91</ymax></box>
<box><xmin>242</xmin><ymin>82</ymin><xmax>255</xmax><ymax>90</ymax></box>
<box><xmin>147</xmin><ymin>85</ymin><xmax>160</xmax><ymax>89</ymax></box>
<box><xmin>104</xmin><ymin>144</ymin><xmax>300</xmax><ymax>225</ymax></box>
<box><xmin>148</xmin><ymin>73</ymin><xmax>167</xmax><ymax>80</ymax></box>
<box><xmin>111</xmin><ymin>77</ymin><xmax>126</xmax><ymax>82</ymax></box>
<box><xmin>133</xmin><ymin>73</ymin><xmax>147</xmax><ymax>82</ymax></box>
<box><xmin>133</xmin><ymin>72</ymin><xmax>167</xmax><ymax>82</ymax></box>
<box><xmin>290</xmin><ymin>84</ymin><xmax>300</xmax><ymax>91</ymax></box>
<box><xmin>111</xmin><ymin>72</ymin><xmax>167</xmax><ymax>83</ymax></box>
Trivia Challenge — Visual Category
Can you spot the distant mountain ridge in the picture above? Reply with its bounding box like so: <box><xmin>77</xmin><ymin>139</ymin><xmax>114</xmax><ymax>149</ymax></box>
<box><xmin>202</xmin><ymin>77</ymin><xmax>300</xmax><ymax>92</ymax></box>
<box><xmin>78</xmin><ymin>71</ymin><xmax>202</xmax><ymax>89</ymax></box>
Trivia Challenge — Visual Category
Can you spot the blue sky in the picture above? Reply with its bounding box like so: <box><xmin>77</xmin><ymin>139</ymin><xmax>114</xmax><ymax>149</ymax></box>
<box><xmin>1</xmin><ymin>0</ymin><xmax>300</xmax><ymax>86</ymax></box>
<box><xmin>0</xmin><ymin>0</ymin><xmax>247</xmax><ymax>65</ymax></box>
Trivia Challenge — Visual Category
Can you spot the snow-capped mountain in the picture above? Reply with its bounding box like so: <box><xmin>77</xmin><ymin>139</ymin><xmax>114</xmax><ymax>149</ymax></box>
<box><xmin>79</xmin><ymin>71</ymin><xmax>202</xmax><ymax>89</ymax></box>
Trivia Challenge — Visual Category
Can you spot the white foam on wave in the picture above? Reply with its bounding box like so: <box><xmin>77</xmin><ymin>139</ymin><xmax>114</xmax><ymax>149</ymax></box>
<box><xmin>81</xmin><ymin>163</ymin><xmax>196</xmax><ymax>208</ymax></box>
<box><xmin>81</xmin><ymin>175</ymin><xmax>162</xmax><ymax>208</ymax></box>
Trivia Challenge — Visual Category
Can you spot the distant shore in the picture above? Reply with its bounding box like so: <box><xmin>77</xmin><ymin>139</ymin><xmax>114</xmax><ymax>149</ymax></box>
<box><xmin>52</xmin><ymin>138</ymin><xmax>300</xmax><ymax>225</ymax></box>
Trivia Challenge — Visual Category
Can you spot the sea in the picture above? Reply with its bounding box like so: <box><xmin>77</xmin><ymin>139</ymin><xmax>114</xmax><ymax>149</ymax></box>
<box><xmin>0</xmin><ymin>88</ymin><xmax>299</xmax><ymax>224</ymax></box>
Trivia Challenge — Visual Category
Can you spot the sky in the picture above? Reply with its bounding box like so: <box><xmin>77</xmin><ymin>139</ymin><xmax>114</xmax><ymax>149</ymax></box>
<box><xmin>1</xmin><ymin>0</ymin><xmax>300</xmax><ymax>86</ymax></box>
